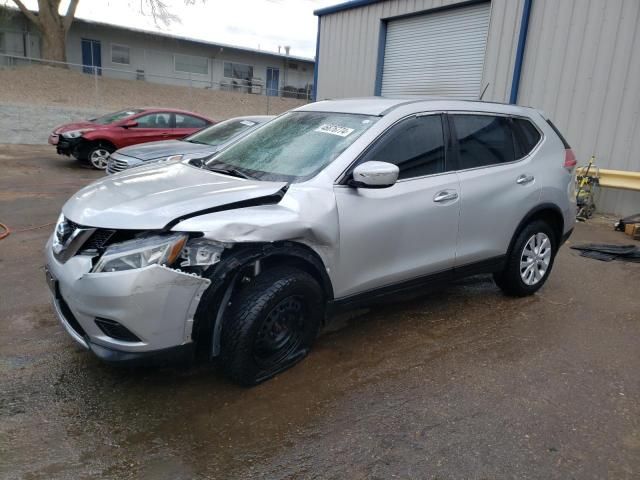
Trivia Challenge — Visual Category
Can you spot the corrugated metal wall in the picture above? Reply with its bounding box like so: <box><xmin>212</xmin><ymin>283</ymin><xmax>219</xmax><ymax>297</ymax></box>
<box><xmin>316</xmin><ymin>0</ymin><xmax>640</xmax><ymax>215</ymax></box>
<box><xmin>515</xmin><ymin>0</ymin><xmax>640</xmax><ymax>215</ymax></box>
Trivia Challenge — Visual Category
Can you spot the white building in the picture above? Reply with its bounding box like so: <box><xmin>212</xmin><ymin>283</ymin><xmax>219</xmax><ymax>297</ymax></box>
<box><xmin>0</xmin><ymin>9</ymin><xmax>315</xmax><ymax>98</ymax></box>
<box><xmin>314</xmin><ymin>0</ymin><xmax>640</xmax><ymax>215</ymax></box>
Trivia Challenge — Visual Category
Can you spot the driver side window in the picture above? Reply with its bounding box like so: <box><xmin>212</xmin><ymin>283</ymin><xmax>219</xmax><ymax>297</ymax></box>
<box><xmin>359</xmin><ymin>114</ymin><xmax>446</xmax><ymax>180</ymax></box>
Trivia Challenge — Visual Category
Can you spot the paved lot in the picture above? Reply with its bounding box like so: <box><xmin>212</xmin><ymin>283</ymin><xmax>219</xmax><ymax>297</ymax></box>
<box><xmin>1</xmin><ymin>145</ymin><xmax>639</xmax><ymax>479</ymax></box>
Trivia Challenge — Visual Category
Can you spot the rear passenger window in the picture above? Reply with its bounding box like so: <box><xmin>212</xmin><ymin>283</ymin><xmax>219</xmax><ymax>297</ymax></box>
<box><xmin>513</xmin><ymin>118</ymin><xmax>542</xmax><ymax>158</ymax></box>
<box><xmin>453</xmin><ymin>115</ymin><xmax>515</xmax><ymax>169</ymax></box>
<box><xmin>360</xmin><ymin>114</ymin><xmax>446</xmax><ymax>180</ymax></box>
<box><xmin>176</xmin><ymin>114</ymin><xmax>208</xmax><ymax>129</ymax></box>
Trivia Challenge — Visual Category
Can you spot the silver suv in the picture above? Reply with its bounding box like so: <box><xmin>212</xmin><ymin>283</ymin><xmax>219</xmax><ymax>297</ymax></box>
<box><xmin>45</xmin><ymin>98</ymin><xmax>576</xmax><ymax>386</ymax></box>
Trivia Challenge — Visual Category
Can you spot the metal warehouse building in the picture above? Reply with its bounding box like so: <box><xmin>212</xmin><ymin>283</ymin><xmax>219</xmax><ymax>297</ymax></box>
<box><xmin>314</xmin><ymin>0</ymin><xmax>640</xmax><ymax>216</ymax></box>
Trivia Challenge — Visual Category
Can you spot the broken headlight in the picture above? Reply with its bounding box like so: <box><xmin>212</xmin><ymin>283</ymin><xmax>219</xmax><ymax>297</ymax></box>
<box><xmin>92</xmin><ymin>233</ymin><xmax>187</xmax><ymax>273</ymax></box>
<box><xmin>179</xmin><ymin>238</ymin><xmax>226</xmax><ymax>268</ymax></box>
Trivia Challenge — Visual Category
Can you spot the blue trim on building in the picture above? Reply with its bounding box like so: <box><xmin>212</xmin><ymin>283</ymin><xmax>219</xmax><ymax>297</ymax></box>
<box><xmin>373</xmin><ymin>20</ymin><xmax>388</xmax><ymax>96</ymax></box>
<box><xmin>509</xmin><ymin>0</ymin><xmax>533</xmax><ymax>104</ymax></box>
<box><xmin>314</xmin><ymin>0</ymin><xmax>384</xmax><ymax>17</ymax></box>
<box><xmin>312</xmin><ymin>16</ymin><xmax>321</xmax><ymax>101</ymax></box>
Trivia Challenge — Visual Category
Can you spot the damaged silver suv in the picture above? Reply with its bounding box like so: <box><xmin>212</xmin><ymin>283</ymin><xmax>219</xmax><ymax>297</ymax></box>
<box><xmin>45</xmin><ymin>98</ymin><xmax>576</xmax><ymax>386</ymax></box>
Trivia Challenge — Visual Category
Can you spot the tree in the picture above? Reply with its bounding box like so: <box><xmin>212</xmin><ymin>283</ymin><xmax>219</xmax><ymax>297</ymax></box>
<box><xmin>11</xmin><ymin>0</ymin><xmax>80</xmax><ymax>62</ymax></box>
<box><xmin>10</xmin><ymin>0</ymin><xmax>193</xmax><ymax>64</ymax></box>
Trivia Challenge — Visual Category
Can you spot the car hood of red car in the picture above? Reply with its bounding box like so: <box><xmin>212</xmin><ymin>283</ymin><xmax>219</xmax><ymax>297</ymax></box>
<box><xmin>53</xmin><ymin>121</ymin><xmax>111</xmax><ymax>135</ymax></box>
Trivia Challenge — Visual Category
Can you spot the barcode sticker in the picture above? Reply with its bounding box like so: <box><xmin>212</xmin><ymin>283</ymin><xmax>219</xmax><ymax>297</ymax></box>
<box><xmin>315</xmin><ymin>124</ymin><xmax>355</xmax><ymax>137</ymax></box>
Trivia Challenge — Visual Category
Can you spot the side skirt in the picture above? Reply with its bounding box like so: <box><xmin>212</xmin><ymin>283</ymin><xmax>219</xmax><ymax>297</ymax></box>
<box><xmin>329</xmin><ymin>255</ymin><xmax>505</xmax><ymax>313</ymax></box>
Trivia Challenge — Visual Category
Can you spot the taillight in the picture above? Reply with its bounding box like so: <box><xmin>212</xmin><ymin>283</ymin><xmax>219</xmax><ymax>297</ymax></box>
<box><xmin>564</xmin><ymin>149</ymin><xmax>577</xmax><ymax>170</ymax></box>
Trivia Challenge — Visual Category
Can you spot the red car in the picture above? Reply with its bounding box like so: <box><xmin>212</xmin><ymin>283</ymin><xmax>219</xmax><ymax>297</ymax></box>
<box><xmin>48</xmin><ymin>108</ymin><xmax>214</xmax><ymax>169</ymax></box>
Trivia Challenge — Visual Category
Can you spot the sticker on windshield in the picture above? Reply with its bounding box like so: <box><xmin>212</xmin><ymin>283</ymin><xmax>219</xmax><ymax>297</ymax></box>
<box><xmin>240</xmin><ymin>120</ymin><xmax>256</xmax><ymax>126</ymax></box>
<box><xmin>315</xmin><ymin>124</ymin><xmax>355</xmax><ymax>137</ymax></box>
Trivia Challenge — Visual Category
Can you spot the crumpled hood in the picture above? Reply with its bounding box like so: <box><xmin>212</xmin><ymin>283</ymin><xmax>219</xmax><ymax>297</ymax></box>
<box><xmin>53</xmin><ymin>121</ymin><xmax>107</xmax><ymax>134</ymax></box>
<box><xmin>62</xmin><ymin>161</ymin><xmax>287</xmax><ymax>230</ymax></box>
<box><xmin>116</xmin><ymin>140</ymin><xmax>218</xmax><ymax>161</ymax></box>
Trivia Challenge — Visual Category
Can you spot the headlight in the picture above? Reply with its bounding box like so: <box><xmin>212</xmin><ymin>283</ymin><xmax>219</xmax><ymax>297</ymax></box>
<box><xmin>62</xmin><ymin>129</ymin><xmax>92</xmax><ymax>139</ymax></box>
<box><xmin>92</xmin><ymin>234</ymin><xmax>187</xmax><ymax>273</ymax></box>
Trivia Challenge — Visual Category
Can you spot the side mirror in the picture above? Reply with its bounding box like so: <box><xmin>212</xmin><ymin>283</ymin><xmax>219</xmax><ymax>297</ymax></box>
<box><xmin>122</xmin><ymin>120</ymin><xmax>138</xmax><ymax>128</ymax></box>
<box><xmin>350</xmin><ymin>161</ymin><xmax>399</xmax><ymax>188</ymax></box>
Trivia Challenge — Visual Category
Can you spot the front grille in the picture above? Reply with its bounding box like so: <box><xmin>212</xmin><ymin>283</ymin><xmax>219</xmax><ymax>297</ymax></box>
<box><xmin>83</xmin><ymin>229</ymin><xmax>116</xmax><ymax>251</ymax></box>
<box><xmin>107</xmin><ymin>157</ymin><xmax>130</xmax><ymax>174</ymax></box>
<box><xmin>95</xmin><ymin>318</ymin><xmax>141</xmax><ymax>342</ymax></box>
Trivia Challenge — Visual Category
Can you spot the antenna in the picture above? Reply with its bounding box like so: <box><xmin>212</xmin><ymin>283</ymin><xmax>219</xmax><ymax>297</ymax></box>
<box><xmin>479</xmin><ymin>83</ymin><xmax>490</xmax><ymax>101</ymax></box>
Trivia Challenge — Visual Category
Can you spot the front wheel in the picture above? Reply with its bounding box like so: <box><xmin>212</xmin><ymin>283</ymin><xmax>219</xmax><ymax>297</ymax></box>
<box><xmin>87</xmin><ymin>145</ymin><xmax>114</xmax><ymax>170</ymax></box>
<box><xmin>220</xmin><ymin>267</ymin><xmax>324</xmax><ymax>386</ymax></box>
<box><xmin>494</xmin><ymin>220</ymin><xmax>557</xmax><ymax>297</ymax></box>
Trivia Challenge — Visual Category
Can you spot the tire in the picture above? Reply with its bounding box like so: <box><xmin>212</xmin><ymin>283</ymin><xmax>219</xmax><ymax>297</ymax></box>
<box><xmin>493</xmin><ymin>220</ymin><xmax>557</xmax><ymax>297</ymax></box>
<box><xmin>220</xmin><ymin>267</ymin><xmax>324</xmax><ymax>386</ymax></box>
<box><xmin>86</xmin><ymin>144</ymin><xmax>114</xmax><ymax>170</ymax></box>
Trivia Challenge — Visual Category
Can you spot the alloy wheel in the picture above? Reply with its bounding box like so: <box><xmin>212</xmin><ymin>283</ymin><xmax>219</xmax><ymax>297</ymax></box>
<box><xmin>520</xmin><ymin>232</ymin><xmax>552</xmax><ymax>286</ymax></box>
<box><xmin>90</xmin><ymin>148</ymin><xmax>111</xmax><ymax>170</ymax></box>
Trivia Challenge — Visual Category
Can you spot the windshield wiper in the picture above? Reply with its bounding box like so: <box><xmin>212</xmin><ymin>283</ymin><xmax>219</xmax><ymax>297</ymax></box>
<box><xmin>205</xmin><ymin>163</ymin><xmax>252</xmax><ymax>179</ymax></box>
<box><xmin>187</xmin><ymin>139</ymin><xmax>209</xmax><ymax>145</ymax></box>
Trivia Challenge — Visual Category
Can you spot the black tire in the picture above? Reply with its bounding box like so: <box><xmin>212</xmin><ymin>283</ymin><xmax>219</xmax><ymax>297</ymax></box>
<box><xmin>220</xmin><ymin>267</ymin><xmax>324</xmax><ymax>386</ymax></box>
<box><xmin>493</xmin><ymin>220</ymin><xmax>557</xmax><ymax>297</ymax></box>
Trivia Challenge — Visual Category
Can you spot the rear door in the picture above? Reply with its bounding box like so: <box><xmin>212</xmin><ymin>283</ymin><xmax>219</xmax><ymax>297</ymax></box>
<box><xmin>333</xmin><ymin>113</ymin><xmax>461</xmax><ymax>298</ymax></box>
<box><xmin>121</xmin><ymin>112</ymin><xmax>173</xmax><ymax>147</ymax></box>
<box><xmin>451</xmin><ymin>113</ymin><xmax>543</xmax><ymax>267</ymax></box>
<box><xmin>173</xmin><ymin>113</ymin><xmax>210</xmax><ymax>139</ymax></box>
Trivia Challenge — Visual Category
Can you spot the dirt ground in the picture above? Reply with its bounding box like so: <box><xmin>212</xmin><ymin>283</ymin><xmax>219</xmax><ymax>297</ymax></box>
<box><xmin>1</xmin><ymin>145</ymin><xmax>639</xmax><ymax>480</ymax></box>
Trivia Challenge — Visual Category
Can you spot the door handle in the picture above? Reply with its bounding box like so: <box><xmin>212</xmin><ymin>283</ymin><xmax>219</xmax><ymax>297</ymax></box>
<box><xmin>433</xmin><ymin>191</ymin><xmax>458</xmax><ymax>203</ymax></box>
<box><xmin>516</xmin><ymin>174</ymin><xmax>535</xmax><ymax>185</ymax></box>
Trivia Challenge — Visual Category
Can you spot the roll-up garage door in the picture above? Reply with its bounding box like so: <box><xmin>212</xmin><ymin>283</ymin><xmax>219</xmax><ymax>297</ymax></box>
<box><xmin>380</xmin><ymin>2</ymin><xmax>491</xmax><ymax>99</ymax></box>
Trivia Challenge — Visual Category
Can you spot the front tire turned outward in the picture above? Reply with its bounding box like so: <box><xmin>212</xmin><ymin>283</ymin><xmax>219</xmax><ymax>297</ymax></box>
<box><xmin>220</xmin><ymin>267</ymin><xmax>324</xmax><ymax>386</ymax></box>
<box><xmin>494</xmin><ymin>220</ymin><xmax>557</xmax><ymax>297</ymax></box>
<box><xmin>87</xmin><ymin>144</ymin><xmax>114</xmax><ymax>170</ymax></box>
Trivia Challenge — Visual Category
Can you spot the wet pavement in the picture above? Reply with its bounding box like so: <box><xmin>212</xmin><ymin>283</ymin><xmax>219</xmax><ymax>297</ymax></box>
<box><xmin>1</xmin><ymin>145</ymin><xmax>639</xmax><ymax>479</ymax></box>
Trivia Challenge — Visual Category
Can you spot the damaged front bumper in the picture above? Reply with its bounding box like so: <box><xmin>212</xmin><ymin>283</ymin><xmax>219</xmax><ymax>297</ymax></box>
<box><xmin>45</xmin><ymin>236</ymin><xmax>210</xmax><ymax>364</ymax></box>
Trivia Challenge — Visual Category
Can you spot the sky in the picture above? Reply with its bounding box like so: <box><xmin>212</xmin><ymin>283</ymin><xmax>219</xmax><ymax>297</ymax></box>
<box><xmin>5</xmin><ymin>0</ymin><xmax>339</xmax><ymax>59</ymax></box>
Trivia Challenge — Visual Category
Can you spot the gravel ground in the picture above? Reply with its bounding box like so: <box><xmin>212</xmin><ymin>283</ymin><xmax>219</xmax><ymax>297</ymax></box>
<box><xmin>0</xmin><ymin>104</ymin><xmax>105</xmax><ymax>145</ymax></box>
<box><xmin>1</xmin><ymin>145</ymin><xmax>640</xmax><ymax>479</ymax></box>
<box><xmin>0</xmin><ymin>65</ymin><xmax>306</xmax><ymax>144</ymax></box>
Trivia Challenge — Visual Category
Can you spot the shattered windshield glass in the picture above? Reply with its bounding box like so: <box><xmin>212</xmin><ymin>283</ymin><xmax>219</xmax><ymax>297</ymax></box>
<box><xmin>207</xmin><ymin>111</ymin><xmax>378</xmax><ymax>182</ymax></box>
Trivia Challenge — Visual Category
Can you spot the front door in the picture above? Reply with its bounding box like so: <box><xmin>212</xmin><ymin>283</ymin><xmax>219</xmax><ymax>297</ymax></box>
<box><xmin>81</xmin><ymin>38</ymin><xmax>101</xmax><ymax>75</ymax></box>
<box><xmin>332</xmin><ymin>113</ymin><xmax>460</xmax><ymax>299</ymax></box>
<box><xmin>266</xmin><ymin>67</ymin><xmax>280</xmax><ymax>96</ymax></box>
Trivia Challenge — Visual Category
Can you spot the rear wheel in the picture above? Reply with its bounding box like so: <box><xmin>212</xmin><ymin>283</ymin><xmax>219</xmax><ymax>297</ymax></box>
<box><xmin>87</xmin><ymin>145</ymin><xmax>114</xmax><ymax>170</ymax></box>
<box><xmin>220</xmin><ymin>267</ymin><xmax>324</xmax><ymax>386</ymax></box>
<box><xmin>494</xmin><ymin>220</ymin><xmax>557</xmax><ymax>297</ymax></box>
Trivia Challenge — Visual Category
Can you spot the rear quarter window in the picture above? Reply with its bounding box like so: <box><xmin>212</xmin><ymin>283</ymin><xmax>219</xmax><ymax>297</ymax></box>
<box><xmin>513</xmin><ymin>118</ymin><xmax>542</xmax><ymax>158</ymax></box>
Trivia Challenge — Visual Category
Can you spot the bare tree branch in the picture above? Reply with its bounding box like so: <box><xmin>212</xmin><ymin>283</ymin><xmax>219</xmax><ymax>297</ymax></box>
<box><xmin>11</xmin><ymin>0</ymin><xmax>40</xmax><ymax>25</ymax></box>
<box><xmin>63</xmin><ymin>0</ymin><xmax>81</xmax><ymax>31</ymax></box>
